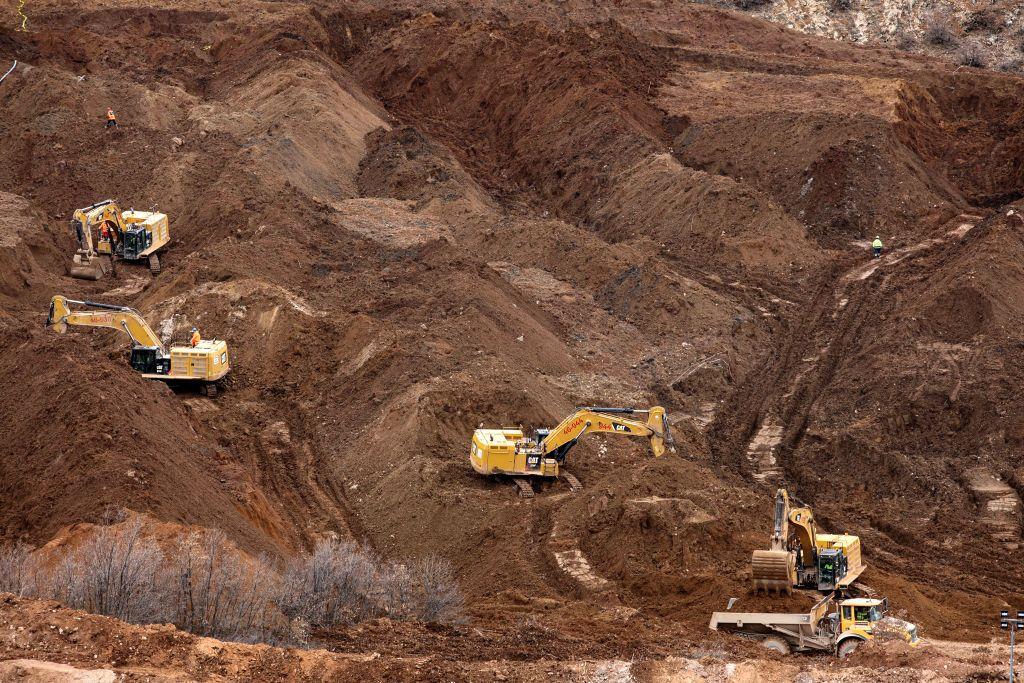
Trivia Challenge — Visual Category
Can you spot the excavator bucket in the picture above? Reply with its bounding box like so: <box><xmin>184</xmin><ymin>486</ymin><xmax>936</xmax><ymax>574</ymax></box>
<box><xmin>69</xmin><ymin>253</ymin><xmax>111</xmax><ymax>280</ymax></box>
<box><xmin>647</xmin><ymin>406</ymin><xmax>674</xmax><ymax>456</ymax></box>
<box><xmin>751</xmin><ymin>549</ymin><xmax>796</xmax><ymax>594</ymax></box>
<box><xmin>48</xmin><ymin>296</ymin><xmax>69</xmax><ymax>332</ymax></box>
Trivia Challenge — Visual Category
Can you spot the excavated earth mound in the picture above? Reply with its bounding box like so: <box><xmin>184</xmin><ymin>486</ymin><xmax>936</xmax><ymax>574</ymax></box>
<box><xmin>1</xmin><ymin>0</ymin><xmax>1024</xmax><ymax>679</ymax></box>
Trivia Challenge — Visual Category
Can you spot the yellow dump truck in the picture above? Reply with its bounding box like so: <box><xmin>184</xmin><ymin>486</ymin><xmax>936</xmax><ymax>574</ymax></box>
<box><xmin>710</xmin><ymin>595</ymin><xmax>918</xmax><ymax>657</ymax></box>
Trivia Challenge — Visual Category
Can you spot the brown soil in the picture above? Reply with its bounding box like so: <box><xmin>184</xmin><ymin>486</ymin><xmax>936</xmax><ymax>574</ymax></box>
<box><xmin>1</xmin><ymin>0</ymin><xmax>1024</xmax><ymax>680</ymax></box>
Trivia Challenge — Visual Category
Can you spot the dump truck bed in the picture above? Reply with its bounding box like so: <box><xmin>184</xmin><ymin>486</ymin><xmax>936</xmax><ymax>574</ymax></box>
<box><xmin>709</xmin><ymin>596</ymin><xmax>835</xmax><ymax>652</ymax></box>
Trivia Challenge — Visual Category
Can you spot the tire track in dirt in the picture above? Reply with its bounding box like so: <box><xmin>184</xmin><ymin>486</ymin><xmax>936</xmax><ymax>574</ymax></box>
<box><xmin>712</xmin><ymin>215</ymin><xmax>982</xmax><ymax>485</ymax></box>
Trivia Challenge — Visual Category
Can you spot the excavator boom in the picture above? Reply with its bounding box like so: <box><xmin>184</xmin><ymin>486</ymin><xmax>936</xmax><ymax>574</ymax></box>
<box><xmin>48</xmin><ymin>296</ymin><xmax>164</xmax><ymax>350</ymax></box>
<box><xmin>541</xmin><ymin>406</ymin><xmax>673</xmax><ymax>461</ymax></box>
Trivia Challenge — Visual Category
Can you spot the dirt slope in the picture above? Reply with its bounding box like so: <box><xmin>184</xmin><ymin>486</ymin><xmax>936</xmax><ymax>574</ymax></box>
<box><xmin>1</xmin><ymin>0</ymin><xmax>1024</xmax><ymax>678</ymax></box>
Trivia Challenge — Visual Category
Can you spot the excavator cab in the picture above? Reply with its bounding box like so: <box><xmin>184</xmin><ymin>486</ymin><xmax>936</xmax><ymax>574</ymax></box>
<box><xmin>120</xmin><ymin>223</ymin><xmax>152</xmax><ymax>260</ymax></box>
<box><xmin>130</xmin><ymin>347</ymin><xmax>169</xmax><ymax>375</ymax></box>
<box><xmin>816</xmin><ymin>548</ymin><xmax>847</xmax><ymax>591</ymax></box>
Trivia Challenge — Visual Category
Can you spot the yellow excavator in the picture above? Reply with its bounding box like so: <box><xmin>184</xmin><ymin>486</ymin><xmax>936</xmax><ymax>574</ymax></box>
<box><xmin>47</xmin><ymin>295</ymin><xmax>230</xmax><ymax>395</ymax></box>
<box><xmin>471</xmin><ymin>406</ymin><xmax>674</xmax><ymax>497</ymax></box>
<box><xmin>70</xmin><ymin>200</ymin><xmax>169</xmax><ymax>280</ymax></box>
<box><xmin>751</xmin><ymin>488</ymin><xmax>865</xmax><ymax>594</ymax></box>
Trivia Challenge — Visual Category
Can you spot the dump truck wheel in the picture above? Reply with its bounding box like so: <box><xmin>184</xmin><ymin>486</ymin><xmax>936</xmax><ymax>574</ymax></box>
<box><xmin>761</xmin><ymin>637</ymin><xmax>790</xmax><ymax>655</ymax></box>
<box><xmin>837</xmin><ymin>638</ymin><xmax>862</xmax><ymax>658</ymax></box>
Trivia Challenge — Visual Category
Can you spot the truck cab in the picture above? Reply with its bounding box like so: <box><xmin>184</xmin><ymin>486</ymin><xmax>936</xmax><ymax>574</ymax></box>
<box><xmin>835</xmin><ymin>598</ymin><xmax>919</xmax><ymax>656</ymax></box>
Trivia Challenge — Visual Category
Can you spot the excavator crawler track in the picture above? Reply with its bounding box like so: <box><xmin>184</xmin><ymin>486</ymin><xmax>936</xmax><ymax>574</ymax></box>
<box><xmin>512</xmin><ymin>477</ymin><xmax>535</xmax><ymax>499</ymax></box>
<box><xmin>148</xmin><ymin>253</ymin><xmax>161</xmax><ymax>275</ymax></box>
<box><xmin>562</xmin><ymin>472</ymin><xmax>583</xmax><ymax>492</ymax></box>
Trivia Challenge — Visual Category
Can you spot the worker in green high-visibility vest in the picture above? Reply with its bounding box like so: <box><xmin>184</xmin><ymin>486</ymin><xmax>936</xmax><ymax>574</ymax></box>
<box><xmin>872</xmin><ymin>235</ymin><xmax>883</xmax><ymax>258</ymax></box>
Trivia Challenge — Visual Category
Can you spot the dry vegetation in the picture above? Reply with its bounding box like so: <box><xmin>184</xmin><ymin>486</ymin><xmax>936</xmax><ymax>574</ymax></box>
<box><xmin>0</xmin><ymin>518</ymin><xmax>464</xmax><ymax>645</ymax></box>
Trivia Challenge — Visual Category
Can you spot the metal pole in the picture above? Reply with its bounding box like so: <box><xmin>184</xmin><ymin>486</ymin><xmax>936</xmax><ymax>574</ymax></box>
<box><xmin>1011</xmin><ymin>624</ymin><xmax>1016</xmax><ymax>683</ymax></box>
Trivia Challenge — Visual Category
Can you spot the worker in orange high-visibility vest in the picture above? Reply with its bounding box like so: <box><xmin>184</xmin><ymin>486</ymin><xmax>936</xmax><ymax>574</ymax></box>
<box><xmin>190</xmin><ymin>327</ymin><xmax>201</xmax><ymax>347</ymax></box>
<box><xmin>105</xmin><ymin>108</ymin><xmax>117</xmax><ymax>129</ymax></box>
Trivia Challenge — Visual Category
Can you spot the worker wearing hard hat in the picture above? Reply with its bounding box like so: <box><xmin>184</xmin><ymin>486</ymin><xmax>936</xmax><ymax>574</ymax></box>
<box><xmin>190</xmin><ymin>327</ymin><xmax>201</xmax><ymax>347</ymax></box>
<box><xmin>105</xmin><ymin>108</ymin><xmax>117</xmax><ymax>129</ymax></box>
<box><xmin>871</xmin><ymin>235</ymin><xmax>883</xmax><ymax>258</ymax></box>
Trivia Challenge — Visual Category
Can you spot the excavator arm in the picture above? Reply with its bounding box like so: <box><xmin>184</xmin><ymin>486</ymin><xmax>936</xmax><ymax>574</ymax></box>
<box><xmin>48</xmin><ymin>295</ymin><xmax>164</xmax><ymax>350</ymax></box>
<box><xmin>769</xmin><ymin>488</ymin><xmax>790</xmax><ymax>551</ymax></box>
<box><xmin>788</xmin><ymin>506</ymin><xmax>818</xmax><ymax>569</ymax></box>
<box><xmin>69</xmin><ymin>201</ymin><xmax>129</xmax><ymax>279</ymax></box>
<box><xmin>73</xmin><ymin>201</ymin><xmax>129</xmax><ymax>247</ymax></box>
<box><xmin>540</xmin><ymin>406</ymin><xmax>674</xmax><ymax>462</ymax></box>
<box><xmin>752</xmin><ymin>488</ymin><xmax>799</xmax><ymax>593</ymax></box>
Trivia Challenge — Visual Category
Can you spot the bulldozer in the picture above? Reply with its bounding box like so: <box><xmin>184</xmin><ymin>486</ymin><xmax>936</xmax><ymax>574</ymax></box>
<box><xmin>750</xmin><ymin>488</ymin><xmax>866</xmax><ymax>594</ymax></box>
<box><xmin>471</xmin><ymin>406</ymin><xmax>674</xmax><ymax>497</ymax></box>
<box><xmin>47</xmin><ymin>295</ymin><xmax>229</xmax><ymax>395</ymax></box>
<box><xmin>69</xmin><ymin>200</ymin><xmax>169</xmax><ymax>280</ymax></box>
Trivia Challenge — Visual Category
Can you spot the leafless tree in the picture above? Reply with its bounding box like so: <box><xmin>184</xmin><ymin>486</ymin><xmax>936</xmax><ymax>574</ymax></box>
<box><xmin>407</xmin><ymin>555</ymin><xmax>464</xmax><ymax>624</ymax></box>
<box><xmin>166</xmin><ymin>530</ymin><xmax>282</xmax><ymax>641</ymax></box>
<box><xmin>0</xmin><ymin>543</ymin><xmax>35</xmax><ymax>596</ymax></box>
<box><xmin>278</xmin><ymin>539</ymin><xmax>380</xmax><ymax>628</ymax></box>
<box><xmin>52</xmin><ymin>517</ymin><xmax>167</xmax><ymax>623</ymax></box>
<box><xmin>13</xmin><ymin>528</ymin><xmax>464</xmax><ymax>643</ymax></box>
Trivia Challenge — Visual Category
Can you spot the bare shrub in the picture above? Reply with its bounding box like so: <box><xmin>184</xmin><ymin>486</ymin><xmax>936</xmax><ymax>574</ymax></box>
<box><xmin>47</xmin><ymin>517</ymin><xmax>167</xmax><ymax>623</ymax></box>
<box><xmin>963</xmin><ymin>10</ymin><xmax>998</xmax><ymax>33</ymax></box>
<box><xmin>167</xmin><ymin>530</ymin><xmax>282</xmax><ymax>642</ymax></box>
<box><xmin>378</xmin><ymin>561</ymin><xmax>418</xmax><ymax>621</ymax></box>
<box><xmin>734</xmin><ymin>0</ymin><xmax>771</xmax><ymax>10</ymax></box>
<box><xmin>958</xmin><ymin>42</ymin><xmax>987</xmax><ymax>68</ymax></box>
<box><xmin>998</xmin><ymin>59</ymin><xmax>1023</xmax><ymax>73</ymax></box>
<box><xmin>278</xmin><ymin>541</ymin><xmax>465</xmax><ymax>631</ymax></box>
<box><xmin>0</xmin><ymin>543</ymin><xmax>35</xmax><ymax>596</ymax></box>
<box><xmin>278</xmin><ymin>539</ymin><xmax>380</xmax><ymax>629</ymax></box>
<box><xmin>896</xmin><ymin>34</ymin><xmax>918</xmax><ymax>52</ymax></box>
<box><xmin>923</xmin><ymin>12</ymin><xmax>957</xmax><ymax>47</ymax></box>
<box><xmin>406</xmin><ymin>556</ymin><xmax>464</xmax><ymax>624</ymax></box>
<box><xmin>12</xmin><ymin>528</ymin><xmax>464</xmax><ymax>643</ymax></box>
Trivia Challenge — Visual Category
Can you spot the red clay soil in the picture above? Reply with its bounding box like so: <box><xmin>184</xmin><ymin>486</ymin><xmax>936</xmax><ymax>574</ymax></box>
<box><xmin>1</xmin><ymin>0</ymin><xmax>1024</xmax><ymax>678</ymax></box>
